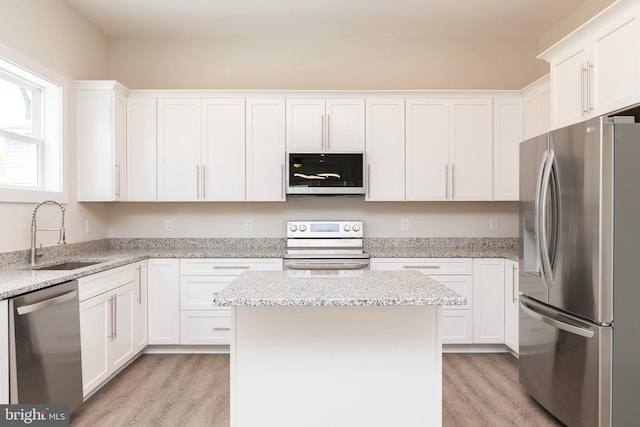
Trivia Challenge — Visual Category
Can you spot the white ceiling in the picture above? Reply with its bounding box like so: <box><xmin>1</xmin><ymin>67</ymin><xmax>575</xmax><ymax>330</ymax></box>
<box><xmin>64</xmin><ymin>0</ymin><xmax>590</xmax><ymax>39</ymax></box>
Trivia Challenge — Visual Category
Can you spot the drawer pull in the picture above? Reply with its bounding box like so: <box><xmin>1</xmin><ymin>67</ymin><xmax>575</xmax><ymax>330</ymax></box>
<box><xmin>212</xmin><ymin>266</ymin><xmax>250</xmax><ymax>270</ymax></box>
<box><xmin>213</xmin><ymin>327</ymin><xmax>231</xmax><ymax>331</ymax></box>
<box><xmin>402</xmin><ymin>265</ymin><xmax>441</xmax><ymax>269</ymax></box>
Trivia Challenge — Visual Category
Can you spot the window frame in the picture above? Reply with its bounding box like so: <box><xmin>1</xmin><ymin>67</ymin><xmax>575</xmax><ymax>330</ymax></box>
<box><xmin>0</xmin><ymin>43</ymin><xmax>68</xmax><ymax>204</ymax></box>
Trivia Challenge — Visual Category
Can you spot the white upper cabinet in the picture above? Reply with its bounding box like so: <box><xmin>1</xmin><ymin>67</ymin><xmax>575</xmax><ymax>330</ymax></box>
<box><xmin>493</xmin><ymin>96</ymin><xmax>522</xmax><ymax>201</ymax></box>
<box><xmin>405</xmin><ymin>98</ymin><xmax>493</xmax><ymax>201</ymax></box>
<box><xmin>365</xmin><ymin>98</ymin><xmax>405</xmax><ymax>201</ymax></box>
<box><xmin>202</xmin><ymin>99</ymin><xmax>246</xmax><ymax>201</ymax></box>
<box><xmin>286</xmin><ymin>98</ymin><xmax>365</xmax><ymax>152</ymax></box>
<box><xmin>522</xmin><ymin>75</ymin><xmax>551</xmax><ymax>140</ymax></box>
<box><xmin>541</xmin><ymin>1</ymin><xmax>640</xmax><ymax>129</ymax></box>
<box><xmin>157</xmin><ymin>98</ymin><xmax>246</xmax><ymax>201</ymax></box>
<box><xmin>246</xmin><ymin>98</ymin><xmax>286</xmax><ymax>201</ymax></box>
<box><xmin>126</xmin><ymin>97</ymin><xmax>157</xmax><ymax>201</ymax></box>
<box><xmin>76</xmin><ymin>81</ymin><xmax>128</xmax><ymax>201</ymax></box>
<box><xmin>405</xmin><ymin>99</ymin><xmax>449</xmax><ymax>201</ymax></box>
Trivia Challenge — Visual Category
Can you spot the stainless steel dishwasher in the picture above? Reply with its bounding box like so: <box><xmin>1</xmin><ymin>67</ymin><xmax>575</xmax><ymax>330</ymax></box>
<box><xmin>8</xmin><ymin>280</ymin><xmax>83</xmax><ymax>413</ymax></box>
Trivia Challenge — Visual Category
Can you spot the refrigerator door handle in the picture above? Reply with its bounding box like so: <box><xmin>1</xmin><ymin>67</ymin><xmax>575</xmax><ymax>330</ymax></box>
<box><xmin>540</xmin><ymin>149</ymin><xmax>556</xmax><ymax>289</ymax></box>
<box><xmin>534</xmin><ymin>150</ymin><xmax>549</xmax><ymax>285</ymax></box>
<box><xmin>520</xmin><ymin>297</ymin><xmax>595</xmax><ymax>339</ymax></box>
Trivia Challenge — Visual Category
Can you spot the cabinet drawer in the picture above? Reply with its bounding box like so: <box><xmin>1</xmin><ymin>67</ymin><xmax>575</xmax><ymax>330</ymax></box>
<box><xmin>79</xmin><ymin>263</ymin><xmax>136</xmax><ymax>301</ymax></box>
<box><xmin>180</xmin><ymin>258</ymin><xmax>282</xmax><ymax>275</ymax></box>
<box><xmin>180</xmin><ymin>276</ymin><xmax>233</xmax><ymax>310</ymax></box>
<box><xmin>441</xmin><ymin>309</ymin><xmax>473</xmax><ymax>344</ymax></box>
<box><xmin>180</xmin><ymin>311</ymin><xmax>231</xmax><ymax>345</ymax></box>
<box><xmin>370</xmin><ymin>258</ymin><xmax>473</xmax><ymax>275</ymax></box>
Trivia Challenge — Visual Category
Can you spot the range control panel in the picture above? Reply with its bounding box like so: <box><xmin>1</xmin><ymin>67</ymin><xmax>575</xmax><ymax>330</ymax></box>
<box><xmin>287</xmin><ymin>221</ymin><xmax>363</xmax><ymax>238</ymax></box>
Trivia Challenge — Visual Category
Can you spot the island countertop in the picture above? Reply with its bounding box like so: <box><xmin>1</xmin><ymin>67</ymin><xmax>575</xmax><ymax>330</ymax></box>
<box><xmin>215</xmin><ymin>270</ymin><xmax>466</xmax><ymax>307</ymax></box>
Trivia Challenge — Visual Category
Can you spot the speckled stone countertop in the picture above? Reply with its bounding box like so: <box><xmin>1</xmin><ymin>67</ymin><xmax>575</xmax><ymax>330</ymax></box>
<box><xmin>0</xmin><ymin>237</ymin><xmax>517</xmax><ymax>300</ymax></box>
<box><xmin>215</xmin><ymin>270</ymin><xmax>466</xmax><ymax>307</ymax></box>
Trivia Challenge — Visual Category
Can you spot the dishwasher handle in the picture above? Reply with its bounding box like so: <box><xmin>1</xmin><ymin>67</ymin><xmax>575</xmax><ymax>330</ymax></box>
<box><xmin>16</xmin><ymin>289</ymin><xmax>78</xmax><ymax>316</ymax></box>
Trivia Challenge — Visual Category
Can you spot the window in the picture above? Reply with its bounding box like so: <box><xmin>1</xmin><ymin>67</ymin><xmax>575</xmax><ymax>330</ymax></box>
<box><xmin>0</xmin><ymin>48</ymin><xmax>65</xmax><ymax>202</ymax></box>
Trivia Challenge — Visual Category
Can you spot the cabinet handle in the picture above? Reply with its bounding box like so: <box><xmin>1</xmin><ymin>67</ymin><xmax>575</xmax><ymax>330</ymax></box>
<box><xmin>137</xmin><ymin>265</ymin><xmax>142</xmax><ymax>304</ymax></box>
<box><xmin>581</xmin><ymin>64</ymin><xmax>588</xmax><ymax>115</ymax></box>
<box><xmin>403</xmin><ymin>265</ymin><xmax>441</xmax><ymax>269</ymax></box>
<box><xmin>212</xmin><ymin>266</ymin><xmax>250</xmax><ymax>270</ymax></box>
<box><xmin>113</xmin><ymin>294</ymin><xmax>117</xmax><ymax>340</ymax></box>
<box><xmin>445</xmin><ymin>164</ymin><xmax>449</xmax><ymax>199</ymax></box>
<box><xmin>109</xmin><ymin>295</ymin><xmax>115</xmax><ymax>341</ymax></box>
<box><xmin>114</xmin><ymin>163</ymin><xmax>121</xmax><ymax>199</ymax></box>
<box><xmin>213</xmin><ymin>327</ymin><xmax>231</xmax><ymax>331</ymax></box>
<box><xmin>451</xmin><ymin>164</ymin><xmax>455</xmax><ymax>199</ymax></box>
<box><xmin>367</xmin><ymin>164</ymin><xmax>371</xmax><ymax>196</ymax></box>
<box><xmin>281</xmin><ymin>164</ymin><xmax>285</xmax><ymax>200</ymax></box>
<box><xmin>587</xmin><ymin>61</ymin><xmax>594</xmax><ymax>112</ymax></box>
<box><xmin>196</xmin><ymin>165</ymin><xmax>201</xmax><ymax>199</ymax></box>
<box><xmin>512</xmin><ymin>264</ymin><xmax>518</xmax><ymax>303</ymax></box>
<box><xmin>321</xmin><ymin>114</ymin><xmax>325</xmax><ymax>149</ymax></box>
<box><xmin>202</xmin><ymin>164</ymin><xmax>206</xmax><ymax>199</ymax></box>
<box><xmin>327</xmin><ymin>114</ymin><xmax>331</xmax><ymax>150</ymax></box>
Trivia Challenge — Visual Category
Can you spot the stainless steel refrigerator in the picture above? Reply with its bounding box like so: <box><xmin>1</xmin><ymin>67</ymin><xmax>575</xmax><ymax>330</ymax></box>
<box><xmin>519</xmin><ymin>115</ymin><xmax>640</xmax><ymax>427</ymax></box>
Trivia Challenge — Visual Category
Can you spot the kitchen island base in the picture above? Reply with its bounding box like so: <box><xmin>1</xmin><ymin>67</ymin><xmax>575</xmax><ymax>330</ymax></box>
<box><xmin>230</xmin><ymin>305</ymin><xmax>442</xmax><ymax>427</ymax></box>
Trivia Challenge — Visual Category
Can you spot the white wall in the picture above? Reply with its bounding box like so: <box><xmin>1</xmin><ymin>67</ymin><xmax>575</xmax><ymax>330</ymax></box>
<box><xmin>107</xmin><ymin>199</ymin><xmax>518</xmax><ymax>238</ymax></box>
<box><xmin>0</xmin><ymin>0</ymin><xmax>110</xmax><ymax>253</ymax></box>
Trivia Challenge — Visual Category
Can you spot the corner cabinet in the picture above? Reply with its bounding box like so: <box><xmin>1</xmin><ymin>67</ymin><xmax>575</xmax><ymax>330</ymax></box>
<box><xmin>473</xmin><ymin>258</ymin><xmax>505</xmax><ymax>344</ymax></box>
<box><xmin>365</xmin><ymin>98</ymin><xmax>406</xmax><ymax>201</ymax></box>
<box><xmin>522</xmin><ymin>75</ymin><xmax>551</xmax><ymax>140</ymax></box>
<box><xmin>75</xmin><ymin>80</ymin><xmax>128</xmax><ymax>201</ymax></box>
<box><xmin>541</xmin><ymin>1</ymin><xmax>640</xmax><ymax>129</ymax></box>
<box><xmin>286</xmin><ymin>98</ymin><xmax>365</xmax><ymax>152</ymax></box>
<box><xmin>147</xmin><ymin>259</ymin><xmax>180</xmax><ymax>345</ymax></box>
<box><xmin>493</xmin><ymin>97</ymin><xmax>523</xmax><ymax>201</ymax></box>
<box><xmin>127</xmin><ymin>97</ymin><xmax>157</xmax><ymax>201</ymax></box>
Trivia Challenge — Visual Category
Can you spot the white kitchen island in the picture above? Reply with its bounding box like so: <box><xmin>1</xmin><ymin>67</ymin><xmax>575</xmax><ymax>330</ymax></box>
<box><xmin>215</xmin><ymin>270</ymin><xmax>465</xmax><ymax>427</ymax></box>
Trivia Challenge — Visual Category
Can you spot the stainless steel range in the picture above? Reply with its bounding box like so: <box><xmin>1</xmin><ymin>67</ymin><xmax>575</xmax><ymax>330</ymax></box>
<box><xmin>283</xmin><ymin>220</ymin><xmax>370</xmax><ymax>270</ymax></box>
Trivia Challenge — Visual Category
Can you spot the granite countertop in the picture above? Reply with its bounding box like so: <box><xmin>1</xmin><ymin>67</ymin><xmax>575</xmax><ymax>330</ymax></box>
<box><xmin>214</xmin><ymin>270</ymin><xmax>466</xmax><ymax>307</ymax></box>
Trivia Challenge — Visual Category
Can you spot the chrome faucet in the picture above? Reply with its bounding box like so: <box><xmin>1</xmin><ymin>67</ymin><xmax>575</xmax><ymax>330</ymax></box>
<box><xmin>31</xmin><ymin>200</ymin><xmax>66</xmax><ymax>266</ymax></box>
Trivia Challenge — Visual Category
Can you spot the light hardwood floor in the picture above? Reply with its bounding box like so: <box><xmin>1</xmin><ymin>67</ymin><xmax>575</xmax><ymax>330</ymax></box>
<box><xmin>71</xmin><ymin>353</ymin><xmax>563</xmax><ymax>427</ymax></box>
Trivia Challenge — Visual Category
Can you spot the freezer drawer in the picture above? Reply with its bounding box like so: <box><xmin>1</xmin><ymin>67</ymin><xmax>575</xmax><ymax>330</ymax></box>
<box><xmin>519</xmin><ymin>296</ymin><xmax>611</xmax><ymax>427</ymax></box>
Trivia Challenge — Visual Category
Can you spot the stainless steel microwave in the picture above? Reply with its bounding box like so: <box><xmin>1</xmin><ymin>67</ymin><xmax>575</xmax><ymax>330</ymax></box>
<box><xmin>286</xmin><ymin>152</ymin><xmax>365</xmax><ymax>195</ymax></box>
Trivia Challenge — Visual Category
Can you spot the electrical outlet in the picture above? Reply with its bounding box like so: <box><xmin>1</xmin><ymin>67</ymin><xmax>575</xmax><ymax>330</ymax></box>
<box><xmin>85</xmin><ymin>219</ymin><xmax>91</xmax><ymax>234</ymax></box>
<box><xmin>244</xmin><ymin>218</ymin><xmax>253</xmax><ymax>231</ymax></box>
<box><xmin>401</xmin><ymin>218</ymin><xmax>410</xmax><ymax>231</ymax></box>
<box><xmin>489</xmin><ymin>218</ymin><xmax>498</xmax><ymax>231</ymax></box>
<box><xmin>165</xmin><ymin>219</ymin><xmax>174</xmax><ymax>232</ymax></box>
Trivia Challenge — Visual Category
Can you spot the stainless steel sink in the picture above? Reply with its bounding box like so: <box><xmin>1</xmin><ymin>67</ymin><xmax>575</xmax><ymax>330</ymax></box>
<box><xmin>32</xmin><ymin>261</ymin><xmax>104</xmax><ymax>270</ymax></box>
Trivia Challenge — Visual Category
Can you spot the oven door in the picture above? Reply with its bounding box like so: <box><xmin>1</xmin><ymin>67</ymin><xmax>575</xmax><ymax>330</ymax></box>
<box><xmin>283</xmin><ymin>257</ymin><xmax>370</xmax><ymax>270</ymax></box>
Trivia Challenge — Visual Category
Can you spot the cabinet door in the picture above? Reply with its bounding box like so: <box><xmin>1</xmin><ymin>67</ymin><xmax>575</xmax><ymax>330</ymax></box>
<box><xmin>493</xmin><ymin>98</ymin><xmax>522</xmax><ymax>201</ymax></box>
<box><xmin>365</xmin><ymin>98</ymin><xmax>405</xmax><ymax>201</ymax></box>
<box><xmin>325</xmin><ymin>99</ymin><xmax>365</xmax><ymax>151</ymax></box>
<box><xmin>148</xmin><ymin>259</ymin><xmax>180</xmax><ymax>344</ymax></box>
<box><xmin>286</xmin><ymin>99</ymin><xmax>325</xmax><ymax>151</ymax></box>
<box><xmin>134</xmin><ymin>262</ymin><xmax>148</xmax><ymax>353</ymax></box>
<box><xmin>113</xmin><ymin>91</ymin><xmax>127</xmax><ymax>201</ymax></box>
<box><xmin>246</xmin><ymin>98</ymin><xmax>286</xmax><ymax>201</ymax></box>
<box><xmin>127</xmin><ymin>97</ymin><xmax>157</xmax><ymax>201</ymax></box>
<box><xmin>405</xmin><ymin>99</ymin><xmax>449</xmax><ymax>200</ymax></box>
<box><xmin>157</xmin><ymin>98</ymin><xmax>202</xmax><ymax>201</ymax></box>
<box><xmin>202</xmin><ymin>98</ymin><xmax>246</xmax><ymax>201</ymax></box>
<box><xmin>551</xmin><ymin>46</ymin><xmax>589</xmax><ymax>128</ymax></box>
<box><xmin>109</xmin><ymin>282</ymin><xmax>135</xmax><ymax>372</ymax></box>
<box><xmin>592</xmin><ymin>14</ymin><xmax>640</xmax><ymax>116</ymax></box>
<box><xmin>1</xmin><ymin>299</ymin><xmax>9</xmax><ymax>404</ymax></box>
<box><xmin>473</xmin><ymin>258</ymin><xmax>505</xmax><ymax>344</ymax></box>
<box><xmin>79</xmin><ymin>292</ymin><xmax>110</xmax><ymax>397</ymax></box>
<box><xmin>504</xmin><ymin>260</ymin><xmax>519</xmax><ymax>353</ymax></box>
<box><xmin>450</xmin><ymin>99</ymin><xmax>493</xmax><ymax>200</ymax></box>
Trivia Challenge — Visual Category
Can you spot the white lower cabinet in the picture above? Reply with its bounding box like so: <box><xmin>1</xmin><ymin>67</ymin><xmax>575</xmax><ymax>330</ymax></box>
<box><xmin>147</xmin><ymin>259</ymin><xmax>180</xmax><ymax>344</ymax></box>
<box><xmin>504</xmin><ymin>259</ymin><xmax>519</xmax><ymax>353</ymax></box>
<box><xmin>134</xmin><ymin>261</ymin><xmax>148</xmax><ymax>353</ymax></box>
<box><xmin>473</xmin><ymin>258</ymin><xmax>505</xmax><ymax>344</ymax></box>
<box><xmin>370</xmin><ymin>258</ymin><xmax>474</xmax><ymax>344</ymax></box>
<box><xmin>78</xmin><ymin>263</ymin><xmax>138</xmax><ymax>397</ymax></box>
<box><xmin>179</xmin><ymin>258</ymin><xmax>283</xmax><ymax>345</ymax></box>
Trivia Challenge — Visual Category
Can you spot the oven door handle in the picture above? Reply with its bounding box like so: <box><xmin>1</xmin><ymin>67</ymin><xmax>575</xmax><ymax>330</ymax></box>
<box><xmin>284</xmin><ymin>260</ymin><xmax>370</xmax><ymax>270</ymax></box>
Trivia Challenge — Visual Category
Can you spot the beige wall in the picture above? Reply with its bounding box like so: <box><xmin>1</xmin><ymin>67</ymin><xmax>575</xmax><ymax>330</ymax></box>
<box><xmin>0</xmin><ymin>0</ymin><xmax>109</xmax><ymax>253</ymax></box>
<box><xmin>108</xmin><ymin>36</ymin><xmax>547</xmax><ymax>91</ymax></box>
